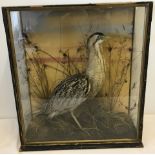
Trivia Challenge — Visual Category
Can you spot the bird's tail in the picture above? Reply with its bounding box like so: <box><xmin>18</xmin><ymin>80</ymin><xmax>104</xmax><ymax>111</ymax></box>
<box><xmin>32</xmin><ymin>102</ymin><xmax>49</xmax><ymax>118</ymax></box>
<box><xmin>32</xmin><ymin>109</ymin><xmax>43</xmax><ymax>117</ymax></box>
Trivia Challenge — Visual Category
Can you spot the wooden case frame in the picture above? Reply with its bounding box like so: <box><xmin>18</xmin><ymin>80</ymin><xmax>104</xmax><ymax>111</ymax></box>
<box><xmin>2</xmin><ymin>1</ymin><xmax>153</xmax><ymax>151</ymax></box>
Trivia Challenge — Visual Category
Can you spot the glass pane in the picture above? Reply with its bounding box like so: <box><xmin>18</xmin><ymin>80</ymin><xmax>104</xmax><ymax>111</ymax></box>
<box><xmin>130</xmin><ymin>6</ymin><xmax>147</xmax><ymax>131</ymax></box>
<box><xmin>10</xmin><ymin>11</ymin><xmax>32</xmax><ymax>131</ymax></box>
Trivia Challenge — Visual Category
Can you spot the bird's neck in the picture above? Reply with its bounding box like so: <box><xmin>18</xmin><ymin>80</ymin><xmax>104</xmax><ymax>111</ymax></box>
<box><xmin>86</xmin><ymin>43</ymin><xmax>105</xmax><ymax>96</ymax></box>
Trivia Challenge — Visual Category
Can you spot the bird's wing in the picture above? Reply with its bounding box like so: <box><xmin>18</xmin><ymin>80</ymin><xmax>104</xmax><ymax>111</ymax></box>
<box><xmin>44</xmin><ymin>74</ymin><xmax>91</xmax><ymax>114</ymax></box>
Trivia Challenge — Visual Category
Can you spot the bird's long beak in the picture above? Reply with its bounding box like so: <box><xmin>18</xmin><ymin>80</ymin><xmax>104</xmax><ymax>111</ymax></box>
<box><xmin>100</xmin><ymin>35</ymin><xmax>110</xmax><ymax>43</ymax></box>
<box><xmin>103</xmin><ymin>36</ymin><xmax>111</xmax><ymax>40</ymax></box>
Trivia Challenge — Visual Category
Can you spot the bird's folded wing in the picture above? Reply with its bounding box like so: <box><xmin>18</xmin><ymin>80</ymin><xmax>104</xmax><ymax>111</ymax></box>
<box><xmin>52</xmin><ymin>74</ymin><xmax>90</xmax><ymax>97</ymax></box>
<box><xmin>44</xmin><ymin>74</ymin><xmax>91</xmax><ymax>114</ymax></box>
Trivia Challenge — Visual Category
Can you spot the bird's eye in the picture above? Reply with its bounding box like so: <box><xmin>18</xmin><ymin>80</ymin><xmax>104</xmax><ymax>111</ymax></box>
<box><xmin>96</xmin><ymin>36</ymin><xmax>100</xmax><ymax>41</ymax></box>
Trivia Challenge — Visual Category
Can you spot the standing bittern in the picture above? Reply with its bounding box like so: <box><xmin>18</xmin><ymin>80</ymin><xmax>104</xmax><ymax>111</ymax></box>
<box><xmin>39</xmin><ymin>32</ymin><xmax>107</xmax><ymax>129</ymax></box>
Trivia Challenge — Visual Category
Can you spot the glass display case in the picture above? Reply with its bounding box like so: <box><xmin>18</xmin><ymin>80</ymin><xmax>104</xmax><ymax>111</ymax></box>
<box><xmin>2</xmin><ymin>2</ymin><xmax>152</xmax><ymax>151</ymax></box>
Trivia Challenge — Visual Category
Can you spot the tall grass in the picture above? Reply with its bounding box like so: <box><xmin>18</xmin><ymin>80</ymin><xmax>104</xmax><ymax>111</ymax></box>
<box><xmin>22</xmin><ymin>29</ymin><xmax>136</xmax><ymax>114</ymax></box>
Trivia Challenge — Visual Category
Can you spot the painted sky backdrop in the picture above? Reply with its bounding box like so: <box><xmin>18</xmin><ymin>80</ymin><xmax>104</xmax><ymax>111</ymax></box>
<box><xmin>21</xmin><ymin>6</ymin><xmax>134</xmax><ymax>51</ymax></box>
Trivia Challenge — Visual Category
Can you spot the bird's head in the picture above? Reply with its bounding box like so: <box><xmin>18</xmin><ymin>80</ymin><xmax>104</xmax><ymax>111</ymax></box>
<box><xmin>87</xmin><ymin>32</ymin><xmax>105</xmax><ymax>49</ymax></box>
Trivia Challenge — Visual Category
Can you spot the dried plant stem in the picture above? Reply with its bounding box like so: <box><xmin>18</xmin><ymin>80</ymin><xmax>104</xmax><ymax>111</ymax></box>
<box><xmin>39</xmin><ymin>49</ymin><xmax>71</xmax><ymax>75</ymax></box>
<box><xmin>46</xmin><ymin>64</ymin><xmax>69</xmax><ymax>76</ymax></box>
<box><xmin>108</xmin><ymin>51</ymin><xmax>112</xmax><ymax>111</ymax></box>
<box><xmin>27</xmin><ymin>51</ymin><xmax>50</xmax><ymax>98</ymax></box>
<box><xmin>28</xmin><ymin>72</ymin><xmax>42</xmax><ymax>97</ymax></box>
<box><xmin>113</xmin><ymin>64</ymin><xmax>129</xmax><ymax>107</ymax></box>
<box><xmin>37</xmin><ymin>54</ymin><xmax>50</xmax><ymax>96</ymax></box>
<box><xmin>31</xmin><ymin>53</ymin><xmax>47</xmax><ymax>98</ymax></box>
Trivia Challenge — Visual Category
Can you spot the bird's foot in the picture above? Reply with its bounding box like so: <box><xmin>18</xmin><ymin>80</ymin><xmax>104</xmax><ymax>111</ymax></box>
<box><xmin>70</xmin><ymin>111</ymin><xmax>91</xmax><ymax>136</ymax></box>
<box><xmin>79</xmin><ymin>127</ymin><xmax>91</xmax><ymax>136</ymax></box>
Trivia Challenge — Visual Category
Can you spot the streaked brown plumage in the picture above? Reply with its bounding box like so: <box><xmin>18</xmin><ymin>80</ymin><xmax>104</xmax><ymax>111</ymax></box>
<box><xmin>39</xmin><ymin>32</ymin><xmax>107</xmax><ymax>129</ymax></box>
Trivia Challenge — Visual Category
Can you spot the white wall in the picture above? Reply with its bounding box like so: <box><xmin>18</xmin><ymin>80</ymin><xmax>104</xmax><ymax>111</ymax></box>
<box><xmin>0</xmin><ymin>0</ymin><xmax>154</xmax><ymax>118</ymax></box>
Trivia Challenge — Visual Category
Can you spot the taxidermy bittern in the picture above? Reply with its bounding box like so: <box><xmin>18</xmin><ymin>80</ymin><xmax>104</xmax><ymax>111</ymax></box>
<box><xmin>38</xmin><ymin>32</ymin><xmax>107</xmax><ymax>129</ymax></box>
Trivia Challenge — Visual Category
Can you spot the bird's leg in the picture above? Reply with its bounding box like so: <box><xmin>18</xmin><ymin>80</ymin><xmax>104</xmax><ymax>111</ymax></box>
<box><xmin>70</xmin><ymin>111</ymin><xmax>91</xmax><ymax>136</ymax></box>
<box><xmin>70</xmin><ymin>111</ymin><xmax>82</xmax><ymax>129</ymax></box>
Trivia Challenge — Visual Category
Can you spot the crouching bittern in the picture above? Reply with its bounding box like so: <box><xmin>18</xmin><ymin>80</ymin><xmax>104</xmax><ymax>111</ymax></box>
<box><xmin>39</xmin><ymin>32</ymin><xmax>107</xmax><ymax>129</ymax></box>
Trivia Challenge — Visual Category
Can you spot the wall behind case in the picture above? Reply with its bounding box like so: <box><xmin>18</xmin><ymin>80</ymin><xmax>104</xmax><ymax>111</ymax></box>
<box><xmin>0</xmin><ymin>0</ymin><xmax>154</xmax><ymax>118</ymax></box>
